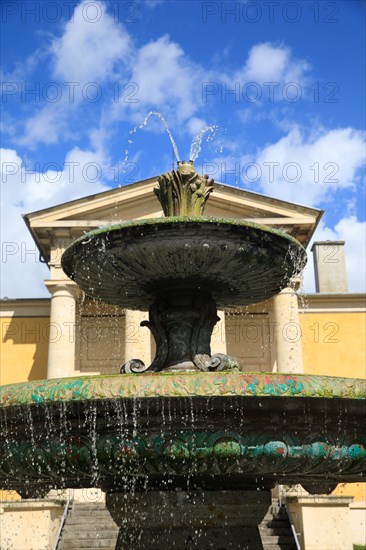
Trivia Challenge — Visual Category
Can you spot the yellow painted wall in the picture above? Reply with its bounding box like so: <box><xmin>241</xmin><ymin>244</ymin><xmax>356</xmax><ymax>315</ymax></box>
<box><xmin>0</xmin><ymin>317</ymin><xmax>49</xmax><ymax>386</ymax></box>
<box><xmin>333</xmin><ymin>482</ymin><xmax>366</xmax><ymax>501</ymax></box>
<box><xmin>0</xmin><ymin>490</ymin><xmax>21</xmax><ymax>501</ymax></box>
<box><xmin>300</xmin><ymin>311</ymin><xmax>366</xmax><ymax>379</ymax></box>
<box><xmin>300</xmin><ymin>310</ymin><xmax>366</xmax><ymax>501</ymax></box>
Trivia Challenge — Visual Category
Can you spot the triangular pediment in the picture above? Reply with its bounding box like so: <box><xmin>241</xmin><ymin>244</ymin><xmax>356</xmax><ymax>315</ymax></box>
<box><xmin>24</xmin><ymin>177</ymin><xmax>322</xmax><ymax>263</ymax></box>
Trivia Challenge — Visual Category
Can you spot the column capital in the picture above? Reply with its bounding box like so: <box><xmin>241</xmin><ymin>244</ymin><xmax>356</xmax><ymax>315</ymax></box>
<box><xmin>290</xmin><ymin>275</ymin><xmax>302</xmax><ymax>291</ymax></box>
<box><xmin>44</xmin><ymin>280</ymin><xmax>80</xmax><ymax>299</ymax></box>
<box><xmin>275</xmin><ymin>276</ymin><xmax>302</xmax><ymax>295</ymax></box>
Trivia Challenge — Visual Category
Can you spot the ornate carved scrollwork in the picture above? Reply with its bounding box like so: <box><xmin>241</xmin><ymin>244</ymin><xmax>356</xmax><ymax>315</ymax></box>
<box><xmin>193</xmin><ymin>353</ymin><xmax>239</xmax><ymax>372</ymax></box>
<box><xmin>120</xmin><ymin>291</ymin><xmax>240</xmax><ymax>374</ymax></box>
<box><xmin>121</xmin><ymin>360</ymin><xmax>149</xmax><ymax>374</ymax></box>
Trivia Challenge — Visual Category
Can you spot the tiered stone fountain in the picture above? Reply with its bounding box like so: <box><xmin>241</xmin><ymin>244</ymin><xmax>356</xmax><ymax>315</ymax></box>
<box><xmin>1</xmin><ymin>161</ymin><xmax>365</xmax><ymax>549</ymax></box>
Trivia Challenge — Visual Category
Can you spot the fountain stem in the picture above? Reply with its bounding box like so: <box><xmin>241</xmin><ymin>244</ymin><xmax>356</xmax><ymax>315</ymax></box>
<box><xmin>122</xmin><ymin>290</ymin><xmax>237</xmax><ymax>373</ymax></box>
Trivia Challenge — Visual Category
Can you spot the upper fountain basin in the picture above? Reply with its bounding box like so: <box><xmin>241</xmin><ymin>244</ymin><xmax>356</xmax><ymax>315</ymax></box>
<box><xmin>61</xmin><ymin>216</ymin><xmax>307</xmax><ymax>309</ymax></box>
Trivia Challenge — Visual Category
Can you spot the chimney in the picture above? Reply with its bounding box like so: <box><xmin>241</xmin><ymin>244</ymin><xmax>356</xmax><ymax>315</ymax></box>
<box><xmin>311</xmin><ymin>241</ymin><xmax>348</xmax><ymax>293</ymax></box>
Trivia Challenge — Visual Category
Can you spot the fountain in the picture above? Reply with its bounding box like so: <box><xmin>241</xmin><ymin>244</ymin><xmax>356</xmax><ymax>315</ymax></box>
<box><xmin>0</xmin><ymin>160</ymin><xmax>365</xmax><ymax>548</ymax></box>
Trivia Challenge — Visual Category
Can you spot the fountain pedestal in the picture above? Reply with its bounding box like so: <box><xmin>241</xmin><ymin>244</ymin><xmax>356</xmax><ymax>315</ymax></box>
<box><xmin>107</xmin><ymin>489</ymin><xmax>271</xmax><ymax>549</ymax></box>
<box><xmin>121</xmin><ymin>290</ymin><xmax>237</xmax><ymax>373</ymax></box>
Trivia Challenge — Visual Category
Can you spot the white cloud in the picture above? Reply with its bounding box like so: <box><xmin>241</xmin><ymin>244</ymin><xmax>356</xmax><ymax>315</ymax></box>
<box><xmin>302</xmin><ymin>216</ymin><xmax>366</xmax><ymax>293</ymax></box>
<box><xmin>13</xmin><ymin>0</ymin><xmax>132</xmax><ymax>148</ymax></box>
<box><xmin>0</xmin><ymin>147</ymin><xmax>111</xmax><ymax>298</ymax></box>
<box><xmin>143</xmin><ymin>0</ymin><xmax>165</xmax><ymax>8</ymax></box>
<box><xmin>237</xmin><ymin>42</ymin><xmax>310</xmax><ymax>85</ymax></box>
<box><xmin>51</xmin><ymin>0</ymin><xmax>130</xmax><ymax>85</ymax></box>
<box><xmin>114</xmin><ymin>35</ymin><xmax>205</xmax><ymax>125</ymax></box>
<box><xmin>16</xmin><ymin>104</ymin><xmax>67</xmax><ymax>148</ymax></box>
<box><xmin>255</xmin><ymin>126</ymin><xmax>365</xmax><ymax>206</ymax></box>
<box><xmin>0</xmin><ymin>48</ymin><xmax>45</xmax><ymax>85</ymax></box>
<box><xmin>187</xmin><ymin>118</ymin><xmax>208</xmax><ymax>137</ymax></box>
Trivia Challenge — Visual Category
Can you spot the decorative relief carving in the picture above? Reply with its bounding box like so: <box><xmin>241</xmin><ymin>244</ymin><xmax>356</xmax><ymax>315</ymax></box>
<box><xmin>1</xmin><ymin>431</ymin><xmax>364</xmax><ymax>492</ymax></box>
<box><xmin>155</xmin><ymin>161</ymin><xmax>214</xmax><ymax>217</ymax></box>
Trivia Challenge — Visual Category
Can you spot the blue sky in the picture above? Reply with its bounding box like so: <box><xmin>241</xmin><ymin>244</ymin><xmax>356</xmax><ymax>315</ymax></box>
<box><xmin>1</xmin><ymin>0</ymin><xmax>365</xmax><ymax>296</ymax></box>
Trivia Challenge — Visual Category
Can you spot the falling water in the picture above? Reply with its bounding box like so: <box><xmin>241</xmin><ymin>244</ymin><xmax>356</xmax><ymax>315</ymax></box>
<box><xmin>124</xmin><ymin>111</ymin><xmax>181</xmax><ymax>165</ymax></box>
<box><xmin>189</xmin><ymin>125</ymin><xmax>220</xmax><ymax>162</ymax></box>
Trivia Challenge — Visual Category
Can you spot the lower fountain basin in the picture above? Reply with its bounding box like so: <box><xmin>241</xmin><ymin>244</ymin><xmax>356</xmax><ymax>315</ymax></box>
<box><xmin>61</xmin><ymin>217</ymin><xmax>306</xmax><ymax>309</ymax></box>
<box><xmin>1</xmin><ymin>372</ymin><xmax>365</xmax><ymax>497</ymax></box>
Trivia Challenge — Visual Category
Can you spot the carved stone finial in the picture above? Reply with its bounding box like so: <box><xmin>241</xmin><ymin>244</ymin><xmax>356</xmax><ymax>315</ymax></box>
<box><xmin>154</xmin><ymin>161</ymin><xmax>214</xmax><ymax>217</ymax></box>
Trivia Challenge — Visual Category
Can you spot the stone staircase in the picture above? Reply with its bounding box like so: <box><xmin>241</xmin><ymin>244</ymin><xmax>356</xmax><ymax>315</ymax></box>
<box><xmin>57</xmin><ymin>499</ymin><xmax>298</xmax><ymax>550</ymax></box>
<box><xmin>260</xmin><ymin>500</ymin><xmax>299</xmax><ymax>550</ymax></box>
<box><xmin>57</xmin><ymin>502</ymin><xmax>119</xmax><ymax>550</ymax></box>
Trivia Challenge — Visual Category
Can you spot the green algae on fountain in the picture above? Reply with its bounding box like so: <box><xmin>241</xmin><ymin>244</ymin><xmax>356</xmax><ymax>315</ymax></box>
<box><xmin>1</xmin><ymin>372</ymin><xmax>365</xmax><ymax>406</ymax></box>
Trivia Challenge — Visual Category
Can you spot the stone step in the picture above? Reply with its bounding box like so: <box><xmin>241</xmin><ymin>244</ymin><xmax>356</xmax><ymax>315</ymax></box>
<box><xmin>70</xmin><ymin>509</ymin><xmax>113</xmax><ymax>516</ymax></box>
<box><xmin>259</xmin><ymin>526</ymin><xmax>294</xmax><ymax>535</ymax></box>
<box><xmin>59</xmin><ymin>539</ymin><xmax>118</xmax><ymax>548</ymax></box>
<box><xmin>263</xmin><ymin>511</ymin><xmax>288</xmax><ymax>519</ymax></box>
<box><xmin>66</xmin><ymin>519</ymin><xmax>116</xmax><ymax>526</ymax></box>
<box><xmin>261</xmin><ymin>534</ymin><xmax>297</xmax><ymax>544</ymax></box>
<box><xmin>61</xmin><ymin>530</ymin><xmax>119</xmax><ymax>540</ymax></box>
<box><xmin>65</xmin><ymin>515</ymin><xmax>116</xmax><ymax>523</ymax></box>
<box><xmin>268</xmin><ymin>508</ymin><xmax>283</xmax><ymax>515</ymax></box>
<box><xmin>68</xmin><ymin>514</ymin><xmax>113</xmax><ymax>520</ymax></box>
<box><xmin>61</xmin><ymin>547</ymin><xmax>116</xmax><ymax>550</ymax></box>
<box><xmin>266</xmin><ymin>506</ymin><xmax>285</xmax><ymax>511</ymax></box>
<box><xmin>260</xmin><ymin>517</ymin><xmax>289</xmax><ymax>526</ymax></box>
<box><xmin>72</xmin><ymin>502</ymin><xmax>106</xmax><ymax>511</ymax></box>
<box><xmin>63</xmin><ymin>522</ymin><xmax>117</xmax><ymax>530</ymax></box>
<box><xmin>262</xmin><ymin>522</ymin><xmax>292</xmax><ymax>531</ymax></box>
<box><xmin>60</xmin><ymin>548</ymin><xmax>115</xmax><ymax>550</ymax></box>
<box><xmin>60</xmin><ymin>547</ymin><xmax>116</xmax><ymax>550</ymax></box>
<box><xmin>68</xmin><ymin>514</ymin><xmax>115</xmax><ymax>521</ymax></box>
<box><xmin>262</xmin><ymin>521</ymin><xmax>290</xmax><ymax>528</ymax></box>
